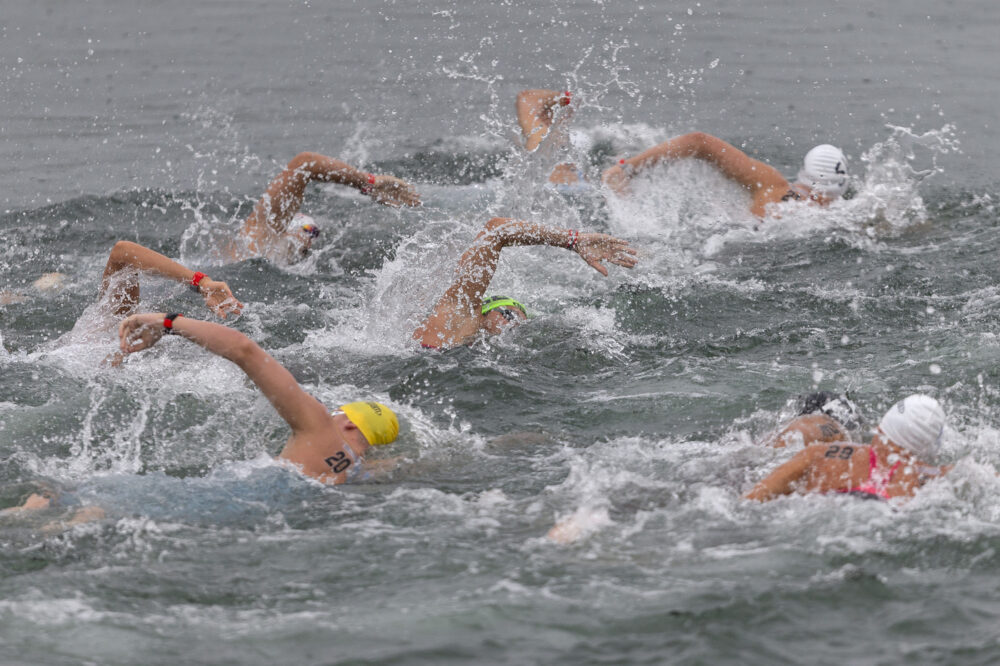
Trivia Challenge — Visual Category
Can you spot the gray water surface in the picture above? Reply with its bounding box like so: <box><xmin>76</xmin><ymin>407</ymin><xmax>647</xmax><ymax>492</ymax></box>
<box><xmin>3</xmin><ymin>1</ymin><xmax>1000</xmax><ymax>664</ymax></box>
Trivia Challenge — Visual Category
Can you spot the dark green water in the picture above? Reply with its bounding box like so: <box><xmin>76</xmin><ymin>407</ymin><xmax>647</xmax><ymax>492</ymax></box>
<box><xmin>3</xmin><ymin>1</ymin><xmax>1000</xmax><ymax>664</ymax></box>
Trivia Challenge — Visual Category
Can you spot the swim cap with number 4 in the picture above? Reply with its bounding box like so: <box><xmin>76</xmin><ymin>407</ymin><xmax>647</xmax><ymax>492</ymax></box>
<box><xmin>797</xmin><ymin>144</ymin><xmax>849</xmax><ymax>199</ymax></box>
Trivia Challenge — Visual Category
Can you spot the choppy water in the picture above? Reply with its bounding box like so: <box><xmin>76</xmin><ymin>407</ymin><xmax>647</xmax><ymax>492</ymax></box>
<box><xmin>3</xmin><ymin>1</ymin><xmax>1000</xmax><ymax>664</ymax></box>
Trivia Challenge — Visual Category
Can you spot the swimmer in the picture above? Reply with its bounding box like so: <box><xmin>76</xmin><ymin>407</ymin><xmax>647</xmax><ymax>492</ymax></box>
<box><xmin>232</xmin><ymin>151</ymin><xmax>421</xmax><ymax>262</ymax></box>
<box><xmin>547</xmin><ymin>391</ymin><xmax>865</xmax><ymax>544</ymax></box>
<box><xmin>765</xmin><ymin>391</ymin><xmax>862</xmax><ymax>449</ymax></box>
<box><xmin>3</xmin><ymin>309</ymin><xmax>395</xmax><ymax>524</ymax></box>
<box><xmin>602</xmin><ymin>134</ymin><xmax>849</xmax><ymax>218</ymax></box>
<box><xmin>413</xmin><ymin>217</ymin><xmax>637</xmax><ymax>349</ymax></box>
<box><xmin>3</xmin><ymin>243</ymin><xmax>243</xmax><ymax>518</ymax></box>
<box><xmin>117</xmin><ymin>313</ymin><xmax>399</xmax><ymax>484</ymax></box>
<box><xmin>40</xmin><ymin>240</ymin><xmax>242</xmax><ymax>366</ymax></box>
<box><xmin>745</xmin><ymin>394</ymin><xmax>951</xmax><ymax>501</ymax></box>
<box><xmin>515</xmin><ymin>88</ymin><xmax>584</xmax><ymax>189</ymax></box>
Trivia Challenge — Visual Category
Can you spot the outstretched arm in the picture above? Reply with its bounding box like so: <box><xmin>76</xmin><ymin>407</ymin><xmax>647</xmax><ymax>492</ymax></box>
<box><xmin>100</xmin><ymin>241</ymin><xmax>243</xmax><ymax>318</ymax></box>
<box><xmin>413</xmin><ymin>217</ymin><xmax>636</xmax><ymax>348</ymax></box>
<box><xmin>118</xmin><ymin>313</ymin><xmax>330</xmax><ymax>436</ymax></box>
<box><xmin>516</xmin><ymin>89</ymin><xmax>572</xmax><ymax>152</ymax></box>
<box><xmin>243</xmin><ymin>151</ymin><xmax>420</xmax><ymax>240</ymax></box>
<box><xmin>602</xmin><ymin>132</ymin><xmax>789</xmax><ymax>212</ymax></box>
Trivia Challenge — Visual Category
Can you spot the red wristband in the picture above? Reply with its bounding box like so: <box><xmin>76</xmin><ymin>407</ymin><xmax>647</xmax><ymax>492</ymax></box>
<box><xmin>567</xmin><ymin>229</ymin><xmax>579</xmax><ymax>250</ymax></box>
<box><xmin>360</xmin><ymin>173</ymin><xmax>376</xmax><ymax>195</ymax></box>
<box><xmin>164</xmin><ymin>313</ymin><xmax>182</xmax><ymax>332</ymax></box>
<box><xmin>561</xmin><ymin>91</ymin><xmax>571</xmax><ymax>106</ymax></box>
<box><xmin>191</xmin><ymin>271</ymin><xmax>207</xmax><ymax>288</ymax></box>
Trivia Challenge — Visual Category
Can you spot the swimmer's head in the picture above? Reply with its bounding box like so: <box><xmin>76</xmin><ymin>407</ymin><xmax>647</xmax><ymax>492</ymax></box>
<box><xmin>481</xmin><ymin>295</ymin><xmax>528</xmax><ymax>335</ymax></box>
<box><xmin>339</xmin><ymin>401</ymin><xmax>399</xmax><ymax>447</ymax></box>
<box><xmin>878</xmin><ymin>394</ymin><xmax>945</xmax><ymax>461</ymax></box>
<box><xmin>288</xmin><ymin>212</ymin><xmax>321</xmax><ymax>259</ymax></box>
<box><xmin>300</xmin><ymin>222</ymin><xmax>321</xmax><ymax>239</ymax></box>
<box><xmin>796</xmin><ymin>144</ymin><xmax>849</xmax><ymax>201</ymax></box>
<box><xmin>799</xmin><ymin>391</ymin><xmax>862</xmax><ymax>431</ymax></box>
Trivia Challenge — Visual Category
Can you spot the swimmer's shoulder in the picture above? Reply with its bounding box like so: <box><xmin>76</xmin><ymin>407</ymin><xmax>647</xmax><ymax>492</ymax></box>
<box><xmin>772</xmin><ymin>413</ymin><xmax>847</xmax><ymax>448</ymax></box>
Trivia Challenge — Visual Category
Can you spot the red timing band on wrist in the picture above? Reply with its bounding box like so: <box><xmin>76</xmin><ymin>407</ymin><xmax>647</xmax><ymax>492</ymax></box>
<box><xmin>164</xmin><ymin>313</ymin><xmax>182</xmax><ymax>332</ymax></box>
<box><xmin>361</xmin><ymin>173</ymin><xmax>376</xmax><ymax>195</ymax></box>
<box><xmin>619</xmin><ymin>158</ymin><xmax>626</xmax><ymax>165</ymax></box>
<box><xmin>191</xmin><ymin>271</ymin><xmax>207</xmax><ymax>288</ymax></box>
<box><xmin>561</xmin><ymin>91</ymin><xmax>571</xmax><ymax>106</ymax></box>
<box><xmin>567</xmin><ymin>229</ymin><xmax>579</xmax><ymax>249</ymax></box>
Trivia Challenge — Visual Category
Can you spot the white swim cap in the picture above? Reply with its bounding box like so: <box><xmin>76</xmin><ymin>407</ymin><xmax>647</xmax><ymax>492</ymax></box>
<box><xmin>796</xmin><ymin>144</ymin><xmax>849</xmax><ymax>199</ymax></box>
<box><xmin>878</xmin><ymin>394</ymin><xmax>945</xmax><ymax>460</ymax></box>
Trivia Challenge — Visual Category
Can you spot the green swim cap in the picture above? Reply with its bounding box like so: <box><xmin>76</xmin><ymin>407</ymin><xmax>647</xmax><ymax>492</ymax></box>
<box><xmin>481</xmin><ymin>295</ymin><xmax>528</xmax><ymax>317</ymax></box>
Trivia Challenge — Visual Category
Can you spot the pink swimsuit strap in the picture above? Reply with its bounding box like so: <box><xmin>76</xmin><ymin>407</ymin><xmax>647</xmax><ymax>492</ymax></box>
<box><xmin>839</xmin><ymin>448</ymin><xmax>902</xmax><ymax>499</ymax></box>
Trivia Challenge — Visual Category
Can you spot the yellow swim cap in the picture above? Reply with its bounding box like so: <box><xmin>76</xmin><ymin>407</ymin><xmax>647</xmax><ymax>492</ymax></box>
<box><xmin>339</xmin><ymin>401</ymin><xmax>399</xmax><ymax>446</ymax></box>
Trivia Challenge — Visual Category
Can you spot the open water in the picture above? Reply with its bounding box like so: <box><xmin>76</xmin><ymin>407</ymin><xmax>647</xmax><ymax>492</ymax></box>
<box><xmin>2</xmin><ymin>1</ymin><xmax>1000</xmax><ymax>664</ymax></box>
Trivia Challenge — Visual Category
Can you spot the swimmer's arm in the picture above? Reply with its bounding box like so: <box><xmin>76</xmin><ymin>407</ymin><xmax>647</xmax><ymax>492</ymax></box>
<box><xmin>413</xmin><ymin>218</ymin><xmax>637</xmax><ymax>346</ymax></box>
<box><xmin>247</xmin><ymin>152</ymin><xmax>419</xmax><ymax>237</ymax></box>
<box><xmin>0</xmin><ymin>493</ymin><xmax>106</xmax><ymax>533</ymax></box>
<box><xmin>516</xmin><ymin>89</ymin><xmax>570</xmax><ymax>152</ymax></box>
<box><xmin>118</xmin><ymin>314</ymin><xmax>332</xmax><ymax>435</ymax></box>
<box><xmin>283</xmin><ymin>152</ymin><xmax>419</xmax><ymax>207</ymax></box>
<box><xmin>744</xmin><ymin>447</ymin><xmax>817</xmax><ymax>501</ymax></box>
<box><xmin>414</xmin><ymin>217</ymin><xmax>517</xmax><ymax>346</ymax></box>
<box><xmin>0</xmin><ymin>492</ymin><xmax>52</xmax><ymax>516</ymax></box>
<box><xmin>100</xmin><ymin>241</ymin><xmax>243</xmax><ymax>318</ymax></box>
<box><xmin>603</xmin><ymin>132</ymin><xmax>788</xmax><ymax>199</ymax></box>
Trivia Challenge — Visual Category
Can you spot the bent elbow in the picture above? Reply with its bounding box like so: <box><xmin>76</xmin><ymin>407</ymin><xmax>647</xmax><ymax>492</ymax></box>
<box><xmin>476</xmin><ymin>217</ymin><xmax>513</xmax><ymax>245</ymax></box>
<box><xmin>105</xmin><ymin>240</ymin><xmax>140</xmax><ymax>272</ymax></box>
<box><xmin>678</xmin><ymin>132</ymin><xmax>714</xmax><ymax>158</ymax></box>
<box><xmin>483</xmin><ymin>217</ymin><xmax>511</xmax><ymax>232</ymax></box>
<box><xmin>110</xmin><ymin>240</ymin><xmax>138</xmax><ymax>259</ymax></box>
<box><xmin>286</xmin><ymin>151</ymin><xmax>323</xmax><ymax>171</ymax></box>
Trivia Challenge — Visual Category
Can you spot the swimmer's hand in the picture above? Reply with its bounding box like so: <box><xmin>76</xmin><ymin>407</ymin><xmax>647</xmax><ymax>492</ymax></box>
<box><xmin>118</xmin><ymin>312</ymin><xmax>169</xmax><ymax>354</ymax></box>
<box><xmin>601</xmin><ymin>164</ymin><xmax>631</xmax><ymax>195</ymax></box>
<box><xmin>197</xmin><ymin>278</ymin><xmax>243</xmax><ymax>319</ymax></box>
<box><xmin>368</xmin><ymin>175</ymin><xmax>421</xmax><ymax>207</ymax></box>
<box><xmin>573</xmin><ymin>233</ymin><xmax>638</xmax><ymax>276</ymax></box>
